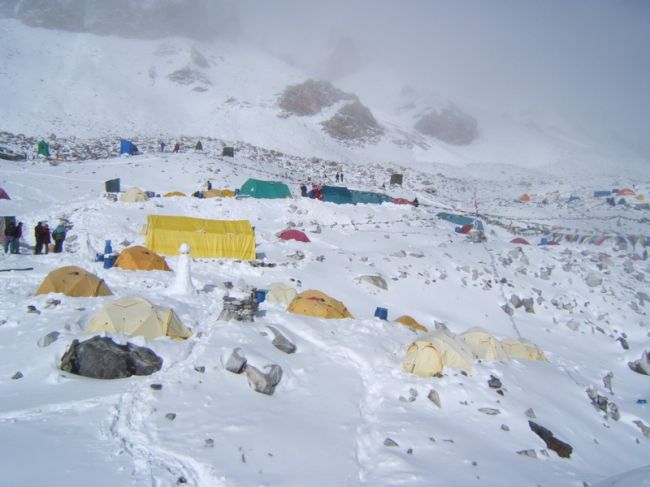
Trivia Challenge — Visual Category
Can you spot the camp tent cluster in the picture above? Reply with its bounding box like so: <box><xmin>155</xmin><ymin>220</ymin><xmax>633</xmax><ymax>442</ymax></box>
<box><xmin>403</xmin><ymin>326</ymin><xmax>545</xmax><ymax>377</ymax></box>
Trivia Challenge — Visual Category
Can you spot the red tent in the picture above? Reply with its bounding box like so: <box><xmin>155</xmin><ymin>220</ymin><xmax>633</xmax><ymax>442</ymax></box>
<box><xmin>279</xmin><ymin>229</ymin><xmax>310</xmax><ymax>242</ymax></box>
<box><xmin>0</xmin><ymin>187</ymin><xmax>10</xmax><ymax>200</ymax></box>
<box><xmin>391</xmin><ymin>198</ymin><xmax>414</xmax><ymax>206</ymax></box>
<box><xmin>510</xmin><ymin>237</ymin><xmax>530</xmax><ymax>245</ymax></box>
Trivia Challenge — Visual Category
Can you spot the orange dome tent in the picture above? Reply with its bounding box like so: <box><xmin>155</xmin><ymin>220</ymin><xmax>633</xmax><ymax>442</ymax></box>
<box><xmin>115</xmin><ymin>246</ymin><xmax>171</xmax><ymax>271</ymax></box>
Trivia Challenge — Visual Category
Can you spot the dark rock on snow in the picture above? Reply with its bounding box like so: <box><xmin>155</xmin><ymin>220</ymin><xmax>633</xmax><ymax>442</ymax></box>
<box><xmin>60</xmin><ymin>336</ymin><xmax>163</xmax><ymax>379</ymax></box>
<box><xmin>225</xmin><ymin>348</ymin><xmax>247</xmax><ymax>374</ymax></box>
<box><xmin>528</xmin><ymin>421</ymin><xmax>573</xmax><ymax>458</ymax></box>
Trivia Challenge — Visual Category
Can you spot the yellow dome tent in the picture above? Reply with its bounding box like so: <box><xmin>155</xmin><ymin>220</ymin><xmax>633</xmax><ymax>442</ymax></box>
<box><xmin>114</xmin><ymin>245</ymin><xmax>171</xmax><ymax>271</ymax></box>
<box><xmin>459</xmin><ymin>327</ymin><xmax>508</xmax><ymax>361</ymax></box>
<box><xmin>87</xmin><ymin>296</ymin><xmax>191</xmax><ymax>340</ymax></box>
<box><xmin>36</xmin><ymin>266</ymin><xmax>113</xmax><ymax>297</ymax></box>
<box><xmin>163</xmin><ymin>191</ymin><xmax>186</xmax><ymax>197</ymax></box>
<box><xmin>266</xmin><ymin>283</ymin><xmax>298</xmax><ymax>306</ymax></box>
<box><xmin>288</xmin><ymin>290</ymin><xmax>353</xmax><ymax>319</ymax></box>
<box><xmin>500</xmin><ymin>338</ymin><xmax>546</xmax><ymax>361</ymax></box>
<box><xmin>394</xmin><ymin>315</ymin><xmax>428</xmax><ymax>333</ymax></box>
<box><xmin>120</xmin><ymin>187</ymin><xmax>149</xmax><ymax>202</ymax></box>
<box><xmin>403</xmin><ymin>330</ymin><xmax>475</xmax><ymax>377</ymax></box>
<box><xmin>145</xmin><ymin>214</ymin><xmax>256</xmax><ymax>260</ymax></box>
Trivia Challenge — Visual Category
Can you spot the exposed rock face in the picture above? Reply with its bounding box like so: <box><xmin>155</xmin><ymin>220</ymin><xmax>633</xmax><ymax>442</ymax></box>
<box><xmin>321</xmin><ymin>100</ymin><xmax>384</xmax><ymax>142</ymax></box>
<box><xmin>278</xmin><ymin>79</ymin><xmax>356</xmax><ymax>116</ymax></box>
<box><xmin>60</xmin><ymin>336</ymin><xmax>163</xmax><ymax>379</ymax></box>
<box><xmin>414</xmin><ymin>104</ymin><xmax>478</xmax><ymax>145</ymax></box>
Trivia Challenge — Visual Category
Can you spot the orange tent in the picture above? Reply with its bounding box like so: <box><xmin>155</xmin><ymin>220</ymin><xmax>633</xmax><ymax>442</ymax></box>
<box><xmin>617</xmin><ymin>188</ymin><xmax>635</xmax><ymax>196</ymax></box>
<box><xmin>115</xmin><ymin>246</ymin><xmax>171</xmax><ymax>271</ymax></box>
<box><xmin>519</xmin><ymin>194</ymin><xmax>530</xmax><ymax>202</ymax></box>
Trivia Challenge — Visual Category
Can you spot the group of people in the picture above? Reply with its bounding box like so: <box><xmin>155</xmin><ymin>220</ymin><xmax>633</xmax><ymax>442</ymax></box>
<box><xmin>2</xmin><ymin>220</ymin><xmax>66</xmax><ymax>255</ymax></box>
<box><xmin>159</xmin><ymin>141</ymin><xmax>182</xmax><ymax>153</ymax></box>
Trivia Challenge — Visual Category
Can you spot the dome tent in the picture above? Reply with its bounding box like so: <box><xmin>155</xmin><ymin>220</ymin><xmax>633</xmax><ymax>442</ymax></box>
<box><xmin>500</xmin><ymin>338</ymin><xmax>546</xmax><ymax>361</ymax></box>
<box><xmin>288</xmin><ymin>290</ymin><xmax>353</xmax><ymax>319</ymax></box>
<box><xmin>36</xmin><ymin>266</ymin><xmax>113</xmax><ymax>297</ymax></box>
<box><xmin>459</xmin><ymin>327</ymin><xmax>508</xmax><ymax>361</ymax></box>
<box><xmin>403</xmin><ymin>330</ymin><xmax>474</xmax><ymax>377</ymax></box>
<box><xmin>115</xmin><ymin>246</ymin><xmax>171</xmax><ymax>271</ymax></box>
<box><xmin>120</xmin><ymin>187</ymin><xmax>149</xmax><ymax>202</ymax></box>
<box><xmin>278</xmin><ymin>229</ymin><xmax>310</xmax><ymax>242</ymax></box>
<box><xmin>87</xmin><ymin>296</ymin><xmax>191</xmax><ymax>340</ymax></box>
<box><xmin>265</xmin><ymin>283</ymin><xmax>298</xmax><ymax>306</ymax></box>
<box><xmin>163</xmin><ymin>191</ymin><xmax>186</xmax><ymax>197</ymax></box>
<box><xmin>394</xmin><ymin>315</ymin><xmax>428</xmax><ymax>333</ymax></box>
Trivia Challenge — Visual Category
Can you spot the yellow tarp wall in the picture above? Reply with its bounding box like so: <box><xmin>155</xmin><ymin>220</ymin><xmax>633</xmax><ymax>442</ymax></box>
<box><xmin>145</xmin><ymin>215</ymin><xmax>256</xmax><ymax>260</ymax></box>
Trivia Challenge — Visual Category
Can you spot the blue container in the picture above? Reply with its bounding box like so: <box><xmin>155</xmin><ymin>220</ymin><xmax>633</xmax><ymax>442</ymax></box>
<box><xmin>103</xmin><ymin>254</ymin><xmax>117</xmax><ymax>269</ymax></box>
<box><xmin>256</xmin><ymin>289</ymin><xmax>268</xmax><ymax>303</ymax></box>
<box><xmin>374</xmin><ymin>307</ymin><xmax>388</xmax><ymax>320</ymax></box>
<box><xmin>104</xmin><ymin>240</ymin><xmax>112</xmax><ymax>255</ymax></box>
<box><xmin>637</xmin><ymin>399</ymin><xmax>647</xmax><ymax>404</ymax></box>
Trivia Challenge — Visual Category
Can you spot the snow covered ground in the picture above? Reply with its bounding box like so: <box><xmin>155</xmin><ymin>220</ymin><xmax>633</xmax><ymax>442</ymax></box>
<box><xmin>0</xmin><ymin>148</ymin><xmax>649</xmax><ymax>487</ymax></box>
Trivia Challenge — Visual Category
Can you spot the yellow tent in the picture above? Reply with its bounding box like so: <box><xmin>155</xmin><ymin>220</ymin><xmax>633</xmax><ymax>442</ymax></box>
<box><xmin>266</xmin><ymin>283</ymin><xmax>298</xmax><ymax>306</ymax></box>
<box><xmin>115</xmin><ymin>245</ymin><xmax>171</xmax><ymax>271</ymax></box>
<box><xmin>459</xmin><ymin>327</ymin><xmax>508</xmax><ymax>361</ymax></box>
<box><xmin>145</xmin><ymin>215</ymin><xmax>256</xmax><ymax>260</ymax></box>
<box><xmin>288</xmin><ymin>290</ymin><xmax>353</xmax><ymax>319</ymax></box>
<box><xmin>163</xmin><ymin>191</ymin><xmax>186</xmax><ymax>197</ymax></box>
<box><xmin>203</xmin><ymin>189</ymin><xmax>235</xmax><ymax>198</ymax></box>
<box><xmin>120</xmin><ymin>187</ymin><xmax>149</xmax><ymax>202</ymax></box>
<box><xmin>394</xmin><ymin>315</ymin><xmax>428</xmax><ymax>333</ymax></box>
<box><xmin>403</xmin><ymin>330</ymin><xmax>474</xmax><ymax>377</ymax></box>
<box><xmin>36</xmin><ymin>266</ymin><xmax>113</xmax><ymax>297</ymax></box>
<box><xmin>500</xmin><ymin>338</ymin><xmax>546</xmax><ymax>361</ymax></box>
<box><xmin>87</xmin><ymin>296</ymin><xmax>191</xmax><ymax>340</ymax></box>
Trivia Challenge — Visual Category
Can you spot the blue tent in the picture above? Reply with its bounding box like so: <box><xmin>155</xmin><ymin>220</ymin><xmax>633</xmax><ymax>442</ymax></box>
<box><xmin>322</xmin><ymin>186</ymin><xmax>353</xmax><ymax>204</ymax></box>
<box><xmin>593</xmin><ymin>190</ymin><xmax>611</xmax><ymax>198</ymax></box>
<box><xmin>436</xmin><ymin>212</ymin><xmax>484</xmax><ymax>231</ymax></box>
<box><xmin>350</xmin><ymin>190</ymin><xmax>391</xmax><ymax>205</ymax></box>
<box><xmin>120</xmin><ymin>140</ymin><xmax>138</xmax><ymax>155</ymax></box>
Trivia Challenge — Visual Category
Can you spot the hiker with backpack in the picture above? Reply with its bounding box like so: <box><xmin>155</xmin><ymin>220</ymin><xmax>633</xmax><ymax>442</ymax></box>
<box><xmin>52</xmin><ymin>223</ymin><xmax>66</xmax><ymax>253</ymax></box>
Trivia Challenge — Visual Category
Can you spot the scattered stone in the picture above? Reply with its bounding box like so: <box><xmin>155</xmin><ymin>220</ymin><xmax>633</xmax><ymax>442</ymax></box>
<box><xmin>11</xmin><ymin>371</ymin><xmax>23</xmax><ymax>380</ymax></box>
<box><xmin>603</xmin><ymin>372</ymin><xmax>613</xmax><ymax>394</ymax></box>
<box><xmin>204</xmin><ymin>438</ymin><xmax>214</xmax><ymax>448</ymax></box>
<box><xmin>150</xmin><ymin>383</ymin><xmax>163</xmax><ymax>391</ymax></box>
<box><xmin>44</xmin><ymin>298</ymin><xmax>61</xmax><ymax>309</ymax></box>
<box><xmin>632</xmin><ymin>420</ymin><xmax>650</xmax><ymax>439</ymax></box>
<box><xmin>616</xmin><ymin>337</ymin><xmax>629</xmax><ymax>350</ymax></box>
<box><xmin>521</xmin><ymin>298</ymin><xmax>535</xmax><ymax>313</ymax></box>
<box><xmin>608</xmin><ymin>402</ymin><xmax>621</xmax><ymax>421</ymax></box>
<box><xmin>225</xmin><ymin>348</ymin><xmax>247</xmax><ymax>374</ymax></box>
<box><xmin>565</xmin><ymin>319</ymin><xmax>581</xmax><ymax>332</ymax></box>
<box><xmin>525</xmin><ymin>408</ymin><xmax>536</xmax><ymax>419</ymax></box>
<box><xmin>510</xmin><ymin>295</ymin><xmax>522</xmax><ymax>308</ymax></box>
<box><xmin>407</xmin><ymin>448</ymin><xmax>413</xmax><ymax>455</ymax></box>
<box><xmin>628</xmin><ymin>350</ymin><xmax>650</xmax><ymax>375</ymax></box>
<box><xmin>587</xmin><ymin>387</ymin><xmax>609</xmax><ymax>412</ymax></box>
<box><xmin>60</xmin><ymin>336</ymin><xmax>163</xmax><ymax>379</ymax></box>
<box><xmin>358</xmin><ymin>275</ymin><xmax>388</xmax><ymax>290</ymax></box>
<box><xmin>501</xmin><ymin>424</ymin><xmax>510</xmax><ymax>432</ymax></box>
<box><xmin>502</xmin><ymin>304</ymin><xmax>514</xmax><ymax>316</ymax></box>
<box><xmin>165</xmin><ymin>413</ymin><xmax>177</xmax><ymax>421</ymax></box>
<box><xmin>427</xmin><ymin>389</ymin><xmax>441</xmax><ymax>408</ymax></box>
<box><xmin>528</xmin><ymin>421</ymin><xmax>573</xmax><ymax>458</ymax></box>
<box><xmin>38</xmin><ymin>330</ymin><xmax>61</xmax><ymax>348</ymax></box>
<box><xmin>585</xmin><ymin>272</ymin><xmax>603</xmax><ymax>287</ymax></box>
<box><xmin>177</xmin><ymin>476</ymin><xmax>187</xmax><ymax>484</ymax></box>
<box><xmin>488</xmin><ymin>375</ymin><xmax>502</xmax><ymax>389</ymax></box>
<box><xmin>267</xmin><ymin>326</ymin><xmax>297</xmax><ymax>354</ymax></box>
<box><xmin>517</xmin><ymin>449</ymin><xmax>537</xmax><ymax>459</ymax></box>
<box><xmin>244</xmin><ymin>364</ymin><xmax>283</xmax><ymax>395</ymax></box>
<box><xmin>218</xmin><ymin>290</ymin><xmax>259</xmax><ymax>322</ymax></box>
<box><xmin>194</xmin><ymin>365</ymin><xmax>206</xmax><ymax>373</ymax></box>
<box><xmin>384</xmin><ymin>437</ymin><xmax>399</xmax><ymax>447</ymax></box>
<box><xmin>27</xmin><ymin>305</ymin><xmax>41</xmax><ymax>314</ymax></box>
<box><xmin>478</xmin><ymin>408</ymin><xmax>500</xmax><ymax>416</ymax></box>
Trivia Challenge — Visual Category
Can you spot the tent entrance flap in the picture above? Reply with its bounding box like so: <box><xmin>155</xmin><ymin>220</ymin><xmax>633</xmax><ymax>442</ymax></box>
<box><xmin>145</xmin><ymin>215</ymin><xmax>256</xmax><ymax>260</ymax></box>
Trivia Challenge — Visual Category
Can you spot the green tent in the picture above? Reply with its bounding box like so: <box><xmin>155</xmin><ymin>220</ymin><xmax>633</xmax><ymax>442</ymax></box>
<box><xmin>240</xmin><ymin>178</ymin><xmax>292</xmax><ymax>199</ymax></box>
<box><xmin>37</xmin><ymin>140</ymin><xmax>50</xmax><ymax>158</ymax></box>
<box><xmin>350</xmin><ymin>190</ymin><xmax>391</xmax><ymax>205</ymax></box>
<box><xmin>321</xmin><ymin>185</ymin><xmax>353</xmax><ymax>204</ymax></box>
<box><xmin>436</xmin><ymin>212</ymin><xmax>484</xmax><ymax>231</ymax></box>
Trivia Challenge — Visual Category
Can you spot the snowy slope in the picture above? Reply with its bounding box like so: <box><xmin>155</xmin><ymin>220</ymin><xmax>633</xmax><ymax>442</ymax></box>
<box><xmin>0</xmin><ymin>149</ymin><xmax>649</xmax><ymax>486</ymax></box>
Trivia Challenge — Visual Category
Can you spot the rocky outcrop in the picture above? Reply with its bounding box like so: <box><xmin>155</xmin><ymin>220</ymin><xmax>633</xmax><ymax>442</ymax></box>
<box><xmin>278</xmin><ymin>79</ymin><xmax>356</xmax><ymax>117</ymax></box>
<box><xmin>321</xmin><ymin>100</ymin><xmax>384</xmax><ymax>142</ymax></box>
<box><xmin>415</xmin><ymin>104</ymin><xmax>478</xmax><ymax>145</ymax></box>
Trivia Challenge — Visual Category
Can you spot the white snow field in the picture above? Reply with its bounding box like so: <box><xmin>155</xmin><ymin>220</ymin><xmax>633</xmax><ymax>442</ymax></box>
<box><xmin>0</xmin><ymin>13</ymin><xmax>648</xmax><ymax>487</ymax></box>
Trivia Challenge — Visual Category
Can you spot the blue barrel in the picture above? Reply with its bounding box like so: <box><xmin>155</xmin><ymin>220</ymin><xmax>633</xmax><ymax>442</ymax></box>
<box><xmin>104</xmin><ymin>240</ymin><xmax>112</xmax><ymax>254</ymax></box>
<box><xmin>103</xmin><ymin>254</ymin><xmax>117</xmax><ymax>269</ymax></box>
<box><xmin>374</xmin><ymin>307</ymin><xmax>388</xmax><ymax>320</ymax></box>
<box><xmin>256</xmin><ymin>289</ymin><xmax>268</xmax><ymax>303</ymax></box>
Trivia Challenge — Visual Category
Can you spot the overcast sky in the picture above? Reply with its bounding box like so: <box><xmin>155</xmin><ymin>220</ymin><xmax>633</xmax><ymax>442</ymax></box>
<box><xmin>235</xmin><ymin>0</ymin><xmax>650</xmax><ymax>158</ymax></box>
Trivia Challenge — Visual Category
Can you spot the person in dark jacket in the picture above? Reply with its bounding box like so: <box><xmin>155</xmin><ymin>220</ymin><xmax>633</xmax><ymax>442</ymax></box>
<box><xmin>12</xmin><ymin>222</ymin><xmax>23</xmax><ymax>253</ymax></box>
<box><xmin>173</xmin><ymin>142</ymin><xmax>180</xmax><ymax>153</ymax></box>
<box><xmin>42</xmin><ymin>223</ymin><xmax>51</xmax><ymax>254</ymax></box>
<box><xmin>3</xmin><ymin>221</ymin><xmax>15</xmax><ymax>254</ymax></box>
<box><xmin>52</xmin><ymin>224</ymin><xmax>66</xmax><ymax>253</ymax></box>
<box><xmin>300</xmin><ymin>184</ymin><xmax>307</xmax><ymax>197</ymax></box>
<box><xmin>34</xmin><ymin>221</ymin><xmax>44</xmax><ymax>254</ymax></box>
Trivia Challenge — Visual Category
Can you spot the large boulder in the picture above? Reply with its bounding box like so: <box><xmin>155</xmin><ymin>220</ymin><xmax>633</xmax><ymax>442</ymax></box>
<box><xmin>321</xmin><ymin>100</ymin><xmax>384</xmax><ymax>142</ymax></box>
<box><xmin>60</xmin><ymin>336</ymin><xmax>163</xmax><ymax>379</ymax></box>
<box><xmin>414</xmin><ymin>104</ymin><xmax>478</xmax><ymax>145</ymax></box>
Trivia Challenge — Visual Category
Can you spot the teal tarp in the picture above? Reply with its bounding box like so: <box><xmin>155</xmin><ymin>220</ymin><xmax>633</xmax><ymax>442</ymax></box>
<box><xmin>350</xmin><ymin>190</ymin><xmax>391</xmax><ymax>205</ymax></box>
<box><xmin>240</xmin><ymin>178</ymin><xmax>292</xmax><ymax>199</ymax></box>
<box><xmin>322</xmin><ymin>185</ymin><xmax>353</xmax><ymax>204</ymax></box>
<box><xmin>437</xmin><ymin>212</ymin><xmax>484</xmax><ymax>231</ymax></box>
